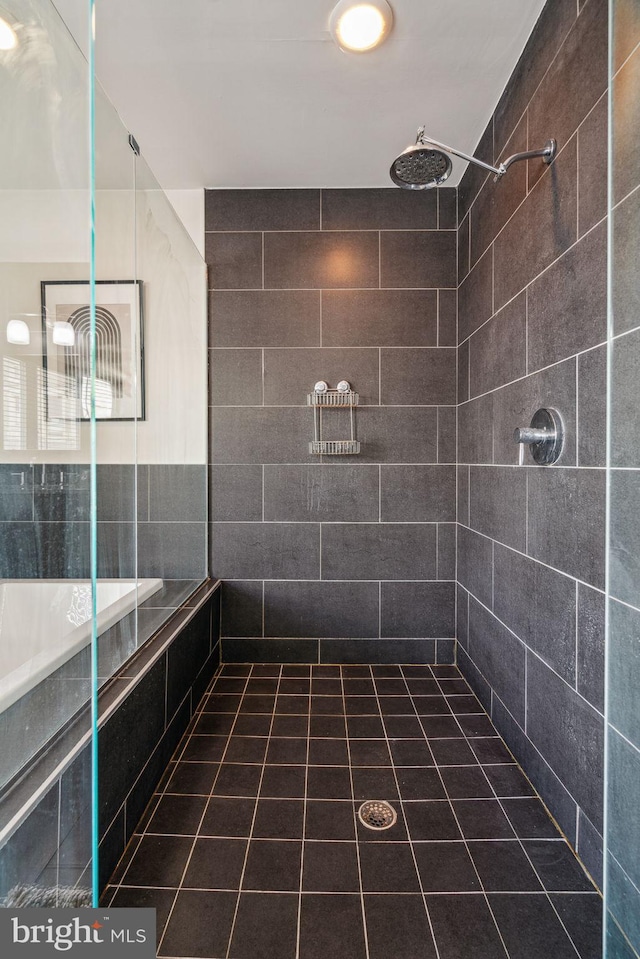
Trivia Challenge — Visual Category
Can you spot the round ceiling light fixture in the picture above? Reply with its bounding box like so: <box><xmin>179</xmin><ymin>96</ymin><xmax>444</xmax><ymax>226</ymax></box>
<box><xmin>329</xmin><ymin>0</ymin><xmax>393</xmax><ymax>53</ymax></box>
<box><xmin>0</xmin><ymin>15</ymin><xmax>18</xmax><ymax>50</ymax></box>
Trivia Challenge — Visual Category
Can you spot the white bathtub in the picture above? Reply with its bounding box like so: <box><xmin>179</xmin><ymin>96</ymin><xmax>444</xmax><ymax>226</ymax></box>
<box><xmin>0</xmin><ymin>578</ymin><xmax>163</xmax><ymax>714</ymax></box>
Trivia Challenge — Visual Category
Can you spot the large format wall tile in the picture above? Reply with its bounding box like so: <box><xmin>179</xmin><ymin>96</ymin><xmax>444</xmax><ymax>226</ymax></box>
<box><xmin>264</xmin><ymin>232</ymin><xmax>379</xmax><ymax>289</ymax></box>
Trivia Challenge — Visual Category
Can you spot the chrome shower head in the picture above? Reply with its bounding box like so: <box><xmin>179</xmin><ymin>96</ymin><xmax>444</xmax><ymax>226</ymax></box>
<box><xmin>389</xmin><ymin>142</ymin><xmax>452</xmax><ymax>190</ymax></box>
<box><xmin>390</xmin><ymin>127</ymin><xmax>558</xmax><ymax>189</ymax></box>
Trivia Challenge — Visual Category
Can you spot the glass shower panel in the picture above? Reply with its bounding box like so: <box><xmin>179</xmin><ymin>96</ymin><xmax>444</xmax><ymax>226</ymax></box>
<box><xmin>0</xmin><ymin>0</ymin><xmax>95</xmax><ymax>901</ymax></box>
<box><xmin>93</xmin><ymin>84</ymin><xmax>139</xmax><ymax>683</ymax></box>
<box><xmin>604</xmin><ymin>1</ymin><xmax>640</xmax><ymax>955</ymax></box>
<box><xmin>133</xmin><ymin>155</ymin><xmax>208</xmax><ymax>618</ymax></box>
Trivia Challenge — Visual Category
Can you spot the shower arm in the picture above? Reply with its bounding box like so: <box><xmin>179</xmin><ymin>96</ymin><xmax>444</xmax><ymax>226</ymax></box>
<box><xmin>416</xmin><ymin>128</ymin><xmax>557</xmax><ymax>181</ymax></box>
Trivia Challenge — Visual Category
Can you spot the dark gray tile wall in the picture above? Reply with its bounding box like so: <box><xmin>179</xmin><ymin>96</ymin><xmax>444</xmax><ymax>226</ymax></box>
<box><xmin>457</xmin><ymin>0</ymin><xmax>607</xmax><ymax>888</ymax></box>
<box><xmin>606</xmin><ymin>4</ymin><xmax>640</xmax><ymax>949</ymax></box>
<box><xmin>0</xmin><ymin>464</ymin><xmax>207</xmax><ymax>581</ymax></box>
<box><xmin>207</xmin><ymin>187</ymin><xmax>457</xmax><ymax>664</ymax></box>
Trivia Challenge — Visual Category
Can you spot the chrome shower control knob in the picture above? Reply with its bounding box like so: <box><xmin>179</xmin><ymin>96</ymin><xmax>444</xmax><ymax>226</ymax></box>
<box><xmin>514</xmin><ymin>408</ymin><xmax>564</xmax><ymax>465</ymax></box>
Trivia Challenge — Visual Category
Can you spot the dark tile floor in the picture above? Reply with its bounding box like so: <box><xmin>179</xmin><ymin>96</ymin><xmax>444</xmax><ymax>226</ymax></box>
<box><xmin>102</xmin><ymin>664</ymin><xmax>603</xmax><ymax>959</ymax></box>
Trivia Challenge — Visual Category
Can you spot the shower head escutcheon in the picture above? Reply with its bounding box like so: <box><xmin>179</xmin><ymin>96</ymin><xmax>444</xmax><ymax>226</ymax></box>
<box><xmin>390</xmin><ymin>126</ymin><xmax>557</xmax><ymax>190</ymax></box>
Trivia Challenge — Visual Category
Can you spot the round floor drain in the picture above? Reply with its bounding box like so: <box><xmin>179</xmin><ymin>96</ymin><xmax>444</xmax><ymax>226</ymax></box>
<box><xmin>358</xmin><ymin>800</ymin><xmax>397</xmax><ymax>831</ymax></box>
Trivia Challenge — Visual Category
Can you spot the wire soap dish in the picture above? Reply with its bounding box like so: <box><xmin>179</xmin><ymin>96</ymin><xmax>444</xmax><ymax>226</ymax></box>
<box><xmin>308</xmin><ymin>380</ymin><xmax>360</xmax><ymax>455</ymax></box>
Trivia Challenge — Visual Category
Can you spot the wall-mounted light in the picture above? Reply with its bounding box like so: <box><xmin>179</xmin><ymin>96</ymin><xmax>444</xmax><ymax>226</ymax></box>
<box><xmin>6</xmin><ymin>319</ymin><xmax>30</xmax><ymax>345</ymax></box>
<box><xmin>0</xmin><ymin>15</ymin><xmax>18</xmax><ymax>50</ymax></box>
<box><xmin>329</xmin><ymin>0</ymin><xmax>393</xmax><ymax>52</ymax></box>
<box><xmin>52</xmin><ymin>321</ymin><xmax>75</xmax><ymax>347</ymax></box>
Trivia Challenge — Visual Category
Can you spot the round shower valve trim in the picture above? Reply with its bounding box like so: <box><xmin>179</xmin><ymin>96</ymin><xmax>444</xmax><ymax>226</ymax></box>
<box><xmin>514</xmin><ymin>407</ymin><xmax>564</xmax><ymax>465</ymax></box>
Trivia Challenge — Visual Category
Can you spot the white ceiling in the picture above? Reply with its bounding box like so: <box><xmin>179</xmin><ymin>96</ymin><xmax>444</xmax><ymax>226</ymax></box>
<box><xmin>54</xmin><ymin>0</ymin><xmax>547</xmax><ymax>190</ymax></box>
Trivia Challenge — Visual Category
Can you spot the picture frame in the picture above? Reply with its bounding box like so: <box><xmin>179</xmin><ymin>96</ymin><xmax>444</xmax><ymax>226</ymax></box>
<box><xmin>41</xmin><ymin>279</ymin><xmax>145</xmax><ymax>421</ymax></box>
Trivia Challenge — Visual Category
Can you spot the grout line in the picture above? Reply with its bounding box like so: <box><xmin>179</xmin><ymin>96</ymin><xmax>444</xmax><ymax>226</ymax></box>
<box><xmin>575</xmin><ymin>355</ymin><xmax>580</xmax><ymax>466</ymax></box>
<box><xmin>295</xmin><ymin>661</ymin><xmax>312</xmax><ymax>958</ymax></box>
<box><xmin>261</xmin><ymin>233</ymin><xmax>265</xmax><ymax>289</ymax></box>
<box><xmin>339</xmin><ymin>667</ymin><xmax>371</xmax><ymax>959</ymax></box>
<box><xmin>574</xmin><ymin>581</ymin><xmax>580</xmax><ymax>693</ymax></box>
<box><xmin>224</xmin><ymin>665</ymin><xmax>284</xmax><ymax>959</ymax></box>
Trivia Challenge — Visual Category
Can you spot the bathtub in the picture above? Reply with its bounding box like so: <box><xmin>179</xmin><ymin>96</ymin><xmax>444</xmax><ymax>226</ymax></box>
<box><xmin>0</xmin><ymin>578</ymin><xmax>163</xmax><ymax>715</ymax></box>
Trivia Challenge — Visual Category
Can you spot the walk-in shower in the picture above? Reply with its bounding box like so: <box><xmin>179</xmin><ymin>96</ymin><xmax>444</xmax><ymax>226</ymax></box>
<box><xmin>390</xmin><ymin>125</ymin><xmax>557</xmax><ymax>189</ymax></box>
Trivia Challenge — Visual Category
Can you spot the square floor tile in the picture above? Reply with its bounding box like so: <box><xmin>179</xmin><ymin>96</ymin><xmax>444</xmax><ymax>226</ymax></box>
<box><xmin>279</xmin><ymin>677</ymin><xmax>311</xmax><ymax>695</ymax></box>
<box><xmin>359</xmin><ymin>842</ymin><xmax>420</xmax><ymax>892</ymax></box>
<box><xmin>229</xmin><ymin>892</ymin><xmax>298</xmax><ymax>959</ymax></box>
<box><xmin>181</xmin><ymin>736</ymin><xmax>227</xmax><ymax>763</ymax></box>
<box><xmin>194</xmin><ymin>713</ymin><xmax>235</xmax><ymax>735</ymax></box>
<box><xmin>213</xmin><ymin>677</ymin><xmax>247</xmax><ymax>693</ymax></box>
<box><xmin>405</xmin><ymin>678</ymin><xmax>441</xmax><ymax>696</ymax></box>
<box><xmin>483</xmin><ymin>764</ymin><xmax>535</xmax><ymax>797</ymax></box>
<box><xmin>276</xmin><ymin>695</ymin><xmax>309</xmax><ymax>714</ymax></box>
<box><xmin>378</xmin><ymin>696</ymin><xmax>416</xmax><ymax>715</ymax></box>
<box><xmin>221</xmin><ymin>665</ymin><xmax>251</xmax><ymax>676</ymax></box>
<box><xmin>312</xmin><ymin>665</ymin><xmax>341</xmax><ymax>677</ymax></box>
<box><xmin>245</xmin><ymin>678</ymin><xmax>279</xmax><ymax>694</ymax></box>
<box><xmin>240</xmin><ymin>694</ymin><xmax>276</xmax><ymax>714</ymax></box>
<box><xmin>165</xmin><ymin>762</ymin><xmax>220</xmax><ymax>796</ymax></box>
<box><xmin>374</xmin><ymin>678</ymin><xmax>409</xmax><ymax>695</ymax></box>
<box><xmin>456</xmin><ymin>714</ymin><xmax>498</xmax><ymax>737</ymax></box>
<box><xmin>308</xmin><ymin>738</ymin><xmax>349</xmax><ymax>765</ymax></box>
<box><xmin>206</xmin><ymin>694</ymin><xmax>242</xmax><ymax>713</ymax></box>
<box><xmin>402</xmin><ymin>666</ymin><xmax>435</xmax><ymax>677</ymax></box>
<box><xmin>343</xmin><ymin>678</ymin><xmax>375</xmax><ymax>695</ymax></box>
<box><xmin>352</xmin><ymin>767</ymin><xmax>399</xmax><ymax>802</ymax></box>
<box><xmin>302</xmin><ymin>841</ymin><xmax>360</xmax><ymax>892</ymax></box>
<box><xmin>413</xmin><ymin>697</ymin><xmax>452</xmax><ymax>716</ymax></box>
<box><xmin>549</xmin><ymin>893</ymin><xmax>603</xmax><ymax>959</ymax></box>
<box><xmin>281</xmin><ymin>665</ymin><xmax>310</xmax><ymax>677</ymax></box>
<box><xmin>311</xmin><ymin>694</ymin><xmax>345</xmax><ymax>715</ymax></box>
<box><xmin>307</xmin><ymin>765</ymin><xmax>352</xmax><ymax>800</ymax></box>
<box><xmin>159</xmin><ymin>890</ymin><xmax>236</xmax><ymax>958</ymax></box>
<box><xmin>389</xmin><ymin>740</ymin><xmax>434</xmax><ymax>766</ymax></box>
<box><xmin>200</xmin><ymin>798</ymin><xmax>256</xmax><ymax>838</ymax></box>
<box><xmin>266</xmin><ymin>737</ymin><xmax>308</xmax><ymax>765</ymax></box>
<box><xmin>468</xmin><ymin>840</ymin><xmax>544</xmax><ymax>892</ymax></box>
<box><xmin>371</xmin><ymin>665</ymin><xmax>402</xmax><ymax>677</ymax></box>
<box><xmin>364</xmin><ymin>894</ymin><xmax>437</xmax><ymax>959</ymax></box>
<box><xmin>271</xmin><ymin>714</ymin><xmax>309</xmax><ymax>737</ymax></box>
<box><xmin>522</xmin><ymin>840</ymin><xmax>596</xmax><ymax>891</ymax></box>
<box><xmin>259</xmin><ymin>764</ymin><xmax>306</xmax><ymax>798</ymax></box>
<box><xmin>349</xmin><ymin>739</ymin><xmax>391</xmax><ymax>767</ymax></box>
<box><xmin>427</xmin><ymin>893</ymin><xmax>507</xmax><ymax>959</ymax></box>
<box><xmin>471</xmin><ymin>738</ymin><xmax>514</xmax><ymax>764</ymax></box>
<box><xmin>213</xmin><ymin>764</ymin><xmax>263</xmax><ymax>797</ymax></box>
<box><xmin>305</xmin><ymin>800</ymin><xmax>356</xmax><ymax>841</ymax></box>
<box><xmin>310</xmin><ymin>715</ymin><xmax>347</xmax><ymax>738</ymax></box>
<box><xmin>147</xmin><ymin>795</ymin><xmax>207</xmax><ymax>836</ymax></box>
<box><xmin>183</xmin><ymin>838</ymin><xmax>247</xmax><ymax>890</ymax></box>
<box><xmin>502</xmin><ymin>798</ymin><xmax>563</xmax><ymax>839</ymax></box>
<box><xmin>233</xmin><ymin>714</ymin><xmax>273</xmax><ymax>736</ymax></box>
<box><xmin>452</xmin><ymin>800</ymin><xmax>516</xmax><ymax>840</ymax></box>
<box><xmin>348</xmin><ymin>716</ymin><xmax>386</xmax><ymax>738</ymax></box>
<box><xmin>383</xmin><ymin>716</ymin><xmax>425</xmax><ymax>738</ymax></box>
<box><xmin>311</xmin><ymin>677</ymin><xmax>342</xmax><ymax>695</ymax></box>
<box><xmin>252</xmin><ymin>799</ymin><xmax>304</xmax><ymax>840</ymax></box>
<box><xmin>403</xmin><ymin>801</ymin><xmax>461</xmax><ymax>841</ymax></box>
<box><xmin>440</xmin><ymin>766</ymin><xmax>494</xmax><ymax>800</ymax></box>
<box><xmin>224</xmin><ymin>736</ymin><xmax>268</xmax><ymax>764</ymax></box>
<box><xmin>252</xmin><ymin>665</ymin><xmax>282</xmax><ymax>677</ymax></box>
<box><xmin>123</xmin><ymin>835</ymin><xmax>192</xmax><ymax>887</ymax></box>
<box><xmin>446</xmin><ymin>695</ymin><xmax>483</xmax><ymax>715</ymax></box>
<box><xmin>299</xmin><ymin>894</ymin><xmax>366</xmax><ymax>959</ymax></box>
<box><xmin>397</xmin><ymin>767</ymin><xmax>445</xmax><ymax>801</ymax></box>
<box><xmin>242</xmin><ymin>839</ymin><xmax>302</xmax><ymax>891</ymax></box>
<box><xmin>345</xmin><ymin>695</ymin><xmax>380</xmax><ymax>715</ymax></box>
<box><xmin>489</xmin><ymin>893</ymin><xmax>586</xmax><ymax>959</ymax></box>
<box><xmin>438</xmin><ymin>678</ymin><xmax>472</xmax><ymax>695</ymax></box>
<box><xmin>413</xmin><ymin>841</ymin><xmax>481</xmax><ymax>892</ymax></box>
<box><xmin>430</xmin><ymin>739</ymin><xmax>478</xmax><ymax>766</ymax></box>
<box><xmin>420</xmin><ymin>716</ymin><xmax>461</xmax><ymax>737</ymax></box>
<box><xmin>431</xmin><ymin>666</ymin><xmax>459</xmax><ymax>678</ymax></box>
<box><xmin>110</xmin><ymin>887</ymin><xmax>176</xmax><ymax>948</ymax></box>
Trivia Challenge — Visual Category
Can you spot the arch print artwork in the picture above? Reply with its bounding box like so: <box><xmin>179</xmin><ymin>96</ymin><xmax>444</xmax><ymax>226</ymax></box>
<box><xmin>41</xmin><ymin>280</ymin><xmax>145</xmax><ymax>421</ymax></box>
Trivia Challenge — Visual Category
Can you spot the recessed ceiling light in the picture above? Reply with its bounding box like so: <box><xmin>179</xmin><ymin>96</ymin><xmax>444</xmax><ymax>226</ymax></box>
<box><xmin>330</xmin><ymin>0</ymin><xmax>393</xmax><ymax>53</ymax></box>
<box><xmin>0</xmin><ymin>15</ymin><xmax>18</xmax><ymax>51</ymax></box>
